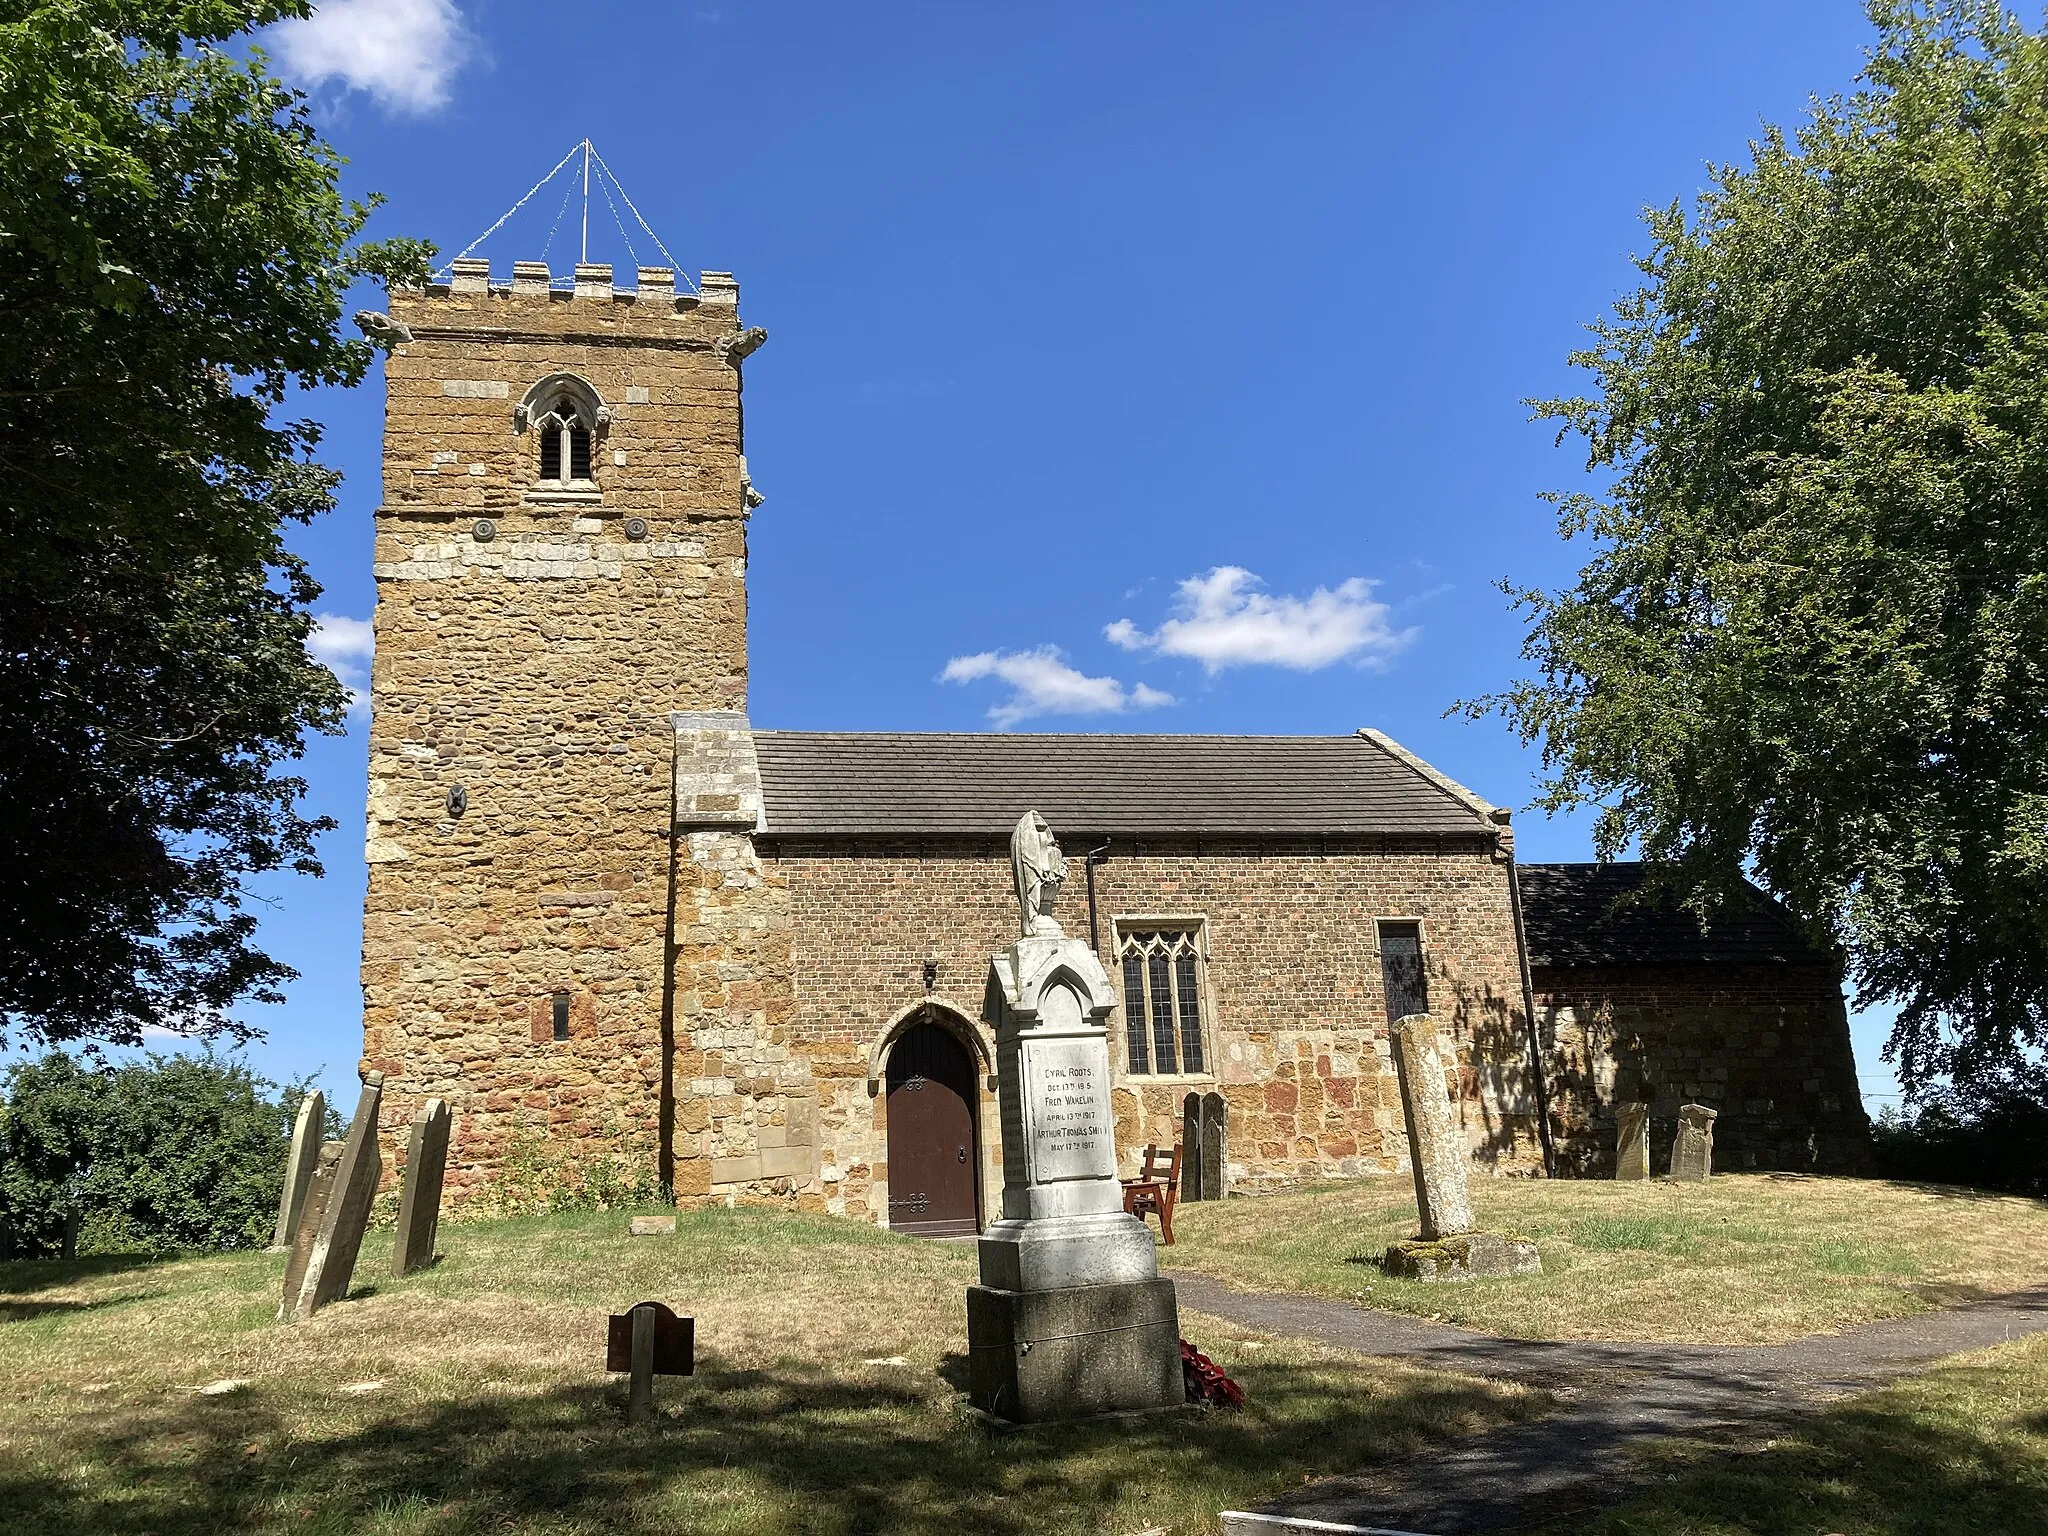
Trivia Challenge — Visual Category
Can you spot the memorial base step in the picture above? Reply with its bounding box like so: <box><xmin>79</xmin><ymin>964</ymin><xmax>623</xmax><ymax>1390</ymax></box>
<box><xmin>966</xmin><ymin>1277</ymin><xmax>1182</xmax><ymax>1422</ymax></box>
<box><xmin>1383</xmin><ymin>1230</ymin><xmax>1542</xmax><ymax>1281</ymax></box>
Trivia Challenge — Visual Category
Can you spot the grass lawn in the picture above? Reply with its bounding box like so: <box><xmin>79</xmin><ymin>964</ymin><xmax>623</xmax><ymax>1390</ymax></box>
<box><xmin>1554</xmin><ymin>1331</ymin><xmax>2048</xmax><ymax>1534</ymax></box>
<box><xmin>1166</xmin><ymin>1173</ymin><xmax>2048</xmax><ymax>1344</ymax></box>
<box><xmin>0</xmin><ymin>1206</ymin><xmax>1546</xmax><ymax>1536</ymax></box>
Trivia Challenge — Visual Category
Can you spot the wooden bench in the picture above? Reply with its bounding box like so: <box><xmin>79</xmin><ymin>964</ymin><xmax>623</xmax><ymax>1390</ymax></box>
<box><xmin>1120</xmin><ymin>1142</ymin><xmax>1181</xmax><ymax>1245</ymax></box>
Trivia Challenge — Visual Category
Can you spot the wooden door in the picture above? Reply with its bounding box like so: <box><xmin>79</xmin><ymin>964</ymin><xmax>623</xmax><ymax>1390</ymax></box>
<box><xmin>884</xmin><ymin>1019</ymin><xmax>980</xmax><ymax>1237</ymax></box>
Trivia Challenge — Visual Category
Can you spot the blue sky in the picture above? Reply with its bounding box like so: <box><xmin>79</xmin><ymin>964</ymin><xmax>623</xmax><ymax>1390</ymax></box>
<box><xmin>59</xmin><ymin>1</ymin><xmax>1915</xmax><ymax>1114</ymax></box>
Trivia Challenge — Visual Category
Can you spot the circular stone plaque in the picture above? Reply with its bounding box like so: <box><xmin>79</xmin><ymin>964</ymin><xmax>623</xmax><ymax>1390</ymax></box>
<box><xmin>472</xmin><ymin>518</ymin><xmax>497</xmax><ymax>542</ymax></box>
<box><xmin>624</xmin><ymin>516</ymin><xmax>650</xmax><ymax>542</ymax></box>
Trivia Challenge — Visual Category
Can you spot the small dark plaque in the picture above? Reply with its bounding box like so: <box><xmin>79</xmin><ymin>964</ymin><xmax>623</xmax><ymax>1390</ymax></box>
<box><xmin>606</xmin><ymin>1301</ymin><xmax>694</xmax><ymax>1376</ymax></box>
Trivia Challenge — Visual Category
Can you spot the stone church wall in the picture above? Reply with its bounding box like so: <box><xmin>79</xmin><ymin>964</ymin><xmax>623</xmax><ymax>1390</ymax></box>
<box><xmin>1535</xmin><ymin>963</ymin><xmax>1871</xmax><ymax>1176</ymax></box>
<box><xmin>767</xmin><ymin>836</ymin><xmax>1543</xmax><ymax>1227</ymax></box>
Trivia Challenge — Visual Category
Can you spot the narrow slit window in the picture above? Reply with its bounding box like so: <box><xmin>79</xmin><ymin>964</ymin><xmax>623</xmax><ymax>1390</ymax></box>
<box><xmin>552</xmin><ymin>991</ymin><xmax>570</xmax><ymax>1042</ymax></box>
<box><xmin>1378</xmin><ymin>921</ymin><xmax>1428</xmax><ymax>1024</ymax></box>
<box><xmin>1115</xmin><ymin>925</ymin><xmax>1210</xmax><ymax>1077</ymax></box>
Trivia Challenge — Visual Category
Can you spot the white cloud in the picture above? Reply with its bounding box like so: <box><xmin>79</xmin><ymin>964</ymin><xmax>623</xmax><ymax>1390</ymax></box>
<box><xmin>269</xmin><ymin>0</ymin><xmax>477</xmax><ymax>115</ymax></box>
<box><xmin>310</xmin><ymin>612</ymin><xmax>374</xmax><ymax>722</ymax></box>
<box><xmin>1107</xmin><ymin>566</ymin><xmax>1417</xmax><ymax>674</ymax></box>
<box><xmin>941</xmin><ymin>648</ymin><xmax>1174</xmax><ymax>729</ymax></box>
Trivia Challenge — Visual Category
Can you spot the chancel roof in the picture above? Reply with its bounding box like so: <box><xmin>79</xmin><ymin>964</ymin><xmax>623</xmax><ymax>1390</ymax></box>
<box><xmin>751</xmin><ymin>731</ymin><xmax>1495</xmax><ymax>838</ymax></box>
<box><xmin>1517</xmin><ymin>862</ymin><xmax>1834</xmax><ymax>969</ymax></box>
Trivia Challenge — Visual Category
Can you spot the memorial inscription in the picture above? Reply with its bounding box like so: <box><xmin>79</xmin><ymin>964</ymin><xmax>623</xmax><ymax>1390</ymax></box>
<box><xmin>1024</xmin><ymin>1040</ymin><xmax>1113</xmax><ymax>1182</ymax></box>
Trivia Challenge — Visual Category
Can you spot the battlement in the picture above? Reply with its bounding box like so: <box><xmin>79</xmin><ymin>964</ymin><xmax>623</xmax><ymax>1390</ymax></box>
<box><xmin>405</xmin><ymin>257</ymin><xmax>740</xmax><ymax>313</ymax></box>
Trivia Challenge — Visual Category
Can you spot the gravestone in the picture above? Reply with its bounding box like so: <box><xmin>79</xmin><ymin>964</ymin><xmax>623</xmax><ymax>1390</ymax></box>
<box><xmin>280</xmin><ymin>1070</ymin><xmax>383</xmax><ymax>1322</ymax></box>
<box><xmin>270</xmin><ymin>1089</ymin><xmax>325</xmax><ymax>1252</ymax></box>
<box><xmin>1181</xmin><ymin>1092</ymin><xmax>1204</xmax><ymax>1202</ymax></box>
<box><xmin>1615</xmin><ymin>1102</ymin><xmax>1651</xmax><ymax>1181</ymax></box>
<box><xmin>966</xmin><ymin>811</ymin><xmax>1182</xmax><ymax>1423</ymax></box>
<box><xmin>1200</xmin><ymin>1090</ymin><xmax>1228</xmax><ymax>1201</ymax></box>
<box><xmin>278</xmin><ymin>1141</ymin><xmax>344</xmax><ymax>1315</ymax></box>
<box><xmin>392</xmin><ymin>1097</ymin><xmax>451</xmax><ymax>1277</ymax></box>
<box><xmin>1382</xmin><ymin>1014</ymin><xmax>1539</xmax><ymax>1281</ymax></box>
<box><xmin>1671</xmin><ymin>1102</ymin><xmax>1717</xmax><ymax>1182</ymax></box>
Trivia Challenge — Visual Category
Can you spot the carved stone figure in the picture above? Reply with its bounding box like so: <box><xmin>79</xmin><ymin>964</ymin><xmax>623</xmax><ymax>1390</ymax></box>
<box><xmin>1009</xmin><ymin>810</ymin><xmax>1067</xmax><ymax>938</ymax></box>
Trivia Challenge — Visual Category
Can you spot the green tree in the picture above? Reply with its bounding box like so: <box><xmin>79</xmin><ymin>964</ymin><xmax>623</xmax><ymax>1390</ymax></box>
<box><xmin>0</xmin><ymin>1050</ymin><xmax>313</xmax><ymax>1257</ymax></box>
<box><xmin>1472</xmin><ymin>1</ymin><xmax>2048</xmax><ymax>1099</ymax></box>
<box><xmin>0</xmin><ymin>2</ymin><xmax>427</xmax><ymax>1049</ymax></box>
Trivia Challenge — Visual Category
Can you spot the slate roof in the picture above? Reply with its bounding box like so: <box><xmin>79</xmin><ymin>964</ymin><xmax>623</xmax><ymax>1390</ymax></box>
<box><xmin>751</xmin><ymin>731</ymin><xmax>1494</xmax><ymax>838</ymax></box>
<box><xmin>1517</xmin><ymin>862</ymin><xmax>1833</xmax><ymax>969</ymax></box>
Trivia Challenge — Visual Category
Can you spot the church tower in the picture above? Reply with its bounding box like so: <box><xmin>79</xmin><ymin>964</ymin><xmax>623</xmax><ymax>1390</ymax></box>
<box><xmin>359</xmin><ymin>258</ymin><xmax>783</xmax><ymax>1202</ymax></box>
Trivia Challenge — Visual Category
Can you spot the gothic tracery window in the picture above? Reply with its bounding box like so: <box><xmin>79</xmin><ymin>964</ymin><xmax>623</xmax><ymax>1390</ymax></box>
<box><xmin>519</xmin><ymin>373</ymin><xmax>605</xmax><ymax>493</ymax></box>
<box><xmin>534</xmin><ymin>397</ymin><xmax>594</xmax><ymax>485</ymax></box>
<box><xmin>1118</xmin><ymin>925</ymin><xmax>1209</xmax><ymax>1077</ymax></box>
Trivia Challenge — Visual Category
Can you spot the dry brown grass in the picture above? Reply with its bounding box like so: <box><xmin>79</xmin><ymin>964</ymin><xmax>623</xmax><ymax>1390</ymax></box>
<box><xmin>0</xmin><ymin>1206</ymin><xmax>1545</xmax><ymax>1536</ymax></box>
<box><xmin>1166</xmin><ymin>1173</ymin><xmax>2048</xmax><ymax>1343</ymax></box>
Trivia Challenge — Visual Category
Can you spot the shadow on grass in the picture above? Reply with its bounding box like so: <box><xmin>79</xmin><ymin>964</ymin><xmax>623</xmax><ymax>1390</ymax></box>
<box><xmin>0</xmin><ymin>1356</ymin><xmax>1544</xmax><ymax>1536</ymax></box>
<box><xmin>1870</xmin><ymin>1176</ymin><xmax>2048</xmax><ymax>1209</ymax></box>
<box><xmin>0</xmin><ymin>1254</ymin><xmax>172</xmax><ymax>1294</ymax></box>
<box><xmin>1554</xmin><ymin>1363</ymin><xmax>2048</xmax><ymax>1535</ymax></box>
<box><xmin>0</xmin><ymin>1289</ymin><xmax>168</xmax><ymax>1323</ymax></box>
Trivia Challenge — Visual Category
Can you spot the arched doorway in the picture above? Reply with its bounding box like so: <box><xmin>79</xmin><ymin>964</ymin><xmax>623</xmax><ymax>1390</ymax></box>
<box><xmin>884</xmin><ymin>1018</ymin><xmax>981</xmax><ymax>1236</ymax></box>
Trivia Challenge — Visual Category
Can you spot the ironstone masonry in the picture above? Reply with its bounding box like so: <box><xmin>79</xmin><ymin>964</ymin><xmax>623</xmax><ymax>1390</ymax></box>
<box><xmin>357</xmin><ymin>261</ymin><xmax>1871</xmax><ymax>1222</ymax></box>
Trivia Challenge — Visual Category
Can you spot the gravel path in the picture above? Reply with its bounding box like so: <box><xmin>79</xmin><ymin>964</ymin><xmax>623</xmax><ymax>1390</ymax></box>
<box><xmin>1172</xmin><ymin>1270</ymin><xmax>2048</xmax><ymax>1534</ymax></box>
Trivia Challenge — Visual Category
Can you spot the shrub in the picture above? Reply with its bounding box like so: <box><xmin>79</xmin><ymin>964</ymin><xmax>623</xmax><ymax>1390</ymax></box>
<box><xmin>1872</xmin><ymin>1080</ymin><xmax>2048</xmax><ymax>1199</ymax></box>
<box><xmin>0</xmin><ymin>1051</ymin><xmax>314</xmax><ymax>1258</ymax></box>
<box><xmin>476</xmin><ymin>1115</ymin><xmax>661</xmax><ymax>1217</ymax></box>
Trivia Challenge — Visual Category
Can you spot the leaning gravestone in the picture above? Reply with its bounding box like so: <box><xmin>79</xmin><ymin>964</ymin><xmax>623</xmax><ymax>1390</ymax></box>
<box><xmin>1382</xmin><ymin>1014</ymin><xmax>1539</xmax><ymax>1281</ymax></box>
<box><xmin>392</xmin><ymin>1097</ymin><xmax>451</xmax><ymax>1277</ymax></box>
<box><xmin>1181</xmin><ymin>1092</ymin><xmax>1204</xmax><ymax>1202</ymax></box>
<box><xmin>270</xmin><ymin>1089</ymin><xmax>325</xmax><ymax>1252</ymax></box>
<box><xmin>1615</xmin><ymin>1102</ymin><xmax>1651</xmax><ymax>1181</ymax></box>
<box><xmin>280</xmin><ymin>1070</ymin><xmax>384</xmax><ymax>1322</ymax></box>
<box><xmin>1671</xmin><ymin>1102</ymin><xmax>1717</xmax><ymax>1182</ymax></box>
<box><xmin>279</xmin><ymin>1141</ymin><xmax>344</xmax><ymax>1314</ymax></box>
<box><xmin>967</xmin><ymin>810</ymin><xmax>1182</xmax><ymax>1423</ymax></box>
<box><xmin>1200</xmin><ymin>1090</ymin><xmax>1228</xmax><ymax>1201</ymax></box>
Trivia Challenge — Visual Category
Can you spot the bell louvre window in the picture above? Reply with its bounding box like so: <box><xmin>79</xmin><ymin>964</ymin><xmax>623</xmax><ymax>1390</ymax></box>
<box><xmin>1117</xmin><ymin>926</ymin><xmax>1209</xmax><ymax>1077</ymax></box>
<box><xmin>1378</xmin><ymin>921</ymin><xmax>1429</xmax><ymax>1024</ymax></box>
<box><xmin>535</xmin><ymin>403</ymin><xmax>594</xmax><ymax>487</ymax></box>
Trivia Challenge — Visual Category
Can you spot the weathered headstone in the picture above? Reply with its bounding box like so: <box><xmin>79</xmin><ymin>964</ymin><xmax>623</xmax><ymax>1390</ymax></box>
<box><xmin>279</xmin><ymin>1141</ymin><xmax>344</xmax><ymax>1315</ymax></box>
<box><xmin>1389</xmin><ymin>1013</ymin><xmax>1474</xmax><ymax>1240</ymax></box>
<box><xmin>280</xmin><ymin>1070</ymin><xmax>383</xmax><ymax>1322</ymax></box>
<box><xmin>392</xmin><ymin>1097</ymin><xmax>450</xmax><ymax>1277</ymax></box>
<box><xmin>1671</xmin><ymin>1102</ymin><xmax>1717</xmax><ymax>1182</ymax></box>
<box><xmin>1615</xmin><ymin>1102</ymin><xmax>1651</xmax><ymax>1182</ymax></box>
<box><xmin>629</xmin><ymin>1215</ymin><xmax>677</xmax><ymax>1237</ymax></box>
<box><xmin>1382</xmin><ymin>1014</ymin><xmax>1540</xmax><ymax>1281</ymax></box>
<box><xmin>270</xmin><ymin>1090</ymin><xmax>325</xmax><ymax>1252</ymax></box>
<box><xmin>1200</xmin><ymin>1090</ymin><xmax>1228</xmax><ymax>1201</ymax></box>
<box><xmin>967</xmin><ymin>811</ymin><xmax>1182</xmax><ymax>1423</ymax></box>
<box><xmin>1181</xmin><ymin>1092</ymin><xmax>1204</xmax><ymax>1202</ymax></box>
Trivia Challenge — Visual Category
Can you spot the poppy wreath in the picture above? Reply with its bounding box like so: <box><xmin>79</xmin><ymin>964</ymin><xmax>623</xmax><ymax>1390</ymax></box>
<box><xmin>1180</xmin><ymin>1338</ymin><xmax>1246</xmax><ymax>1408</ymax></box>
